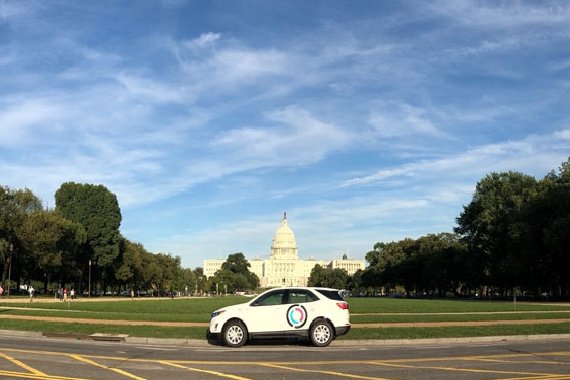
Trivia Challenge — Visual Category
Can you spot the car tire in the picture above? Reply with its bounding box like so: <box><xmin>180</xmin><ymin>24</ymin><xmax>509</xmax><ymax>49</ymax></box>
<box><xmin>309</xmin><ymin>319</ymin><xmax>334</xmax><ymax>347</ymax></box>
<box><xmin>222</xmin><ymin>320</ymin><xmax>247</xmax><ymax>348</ymax></box>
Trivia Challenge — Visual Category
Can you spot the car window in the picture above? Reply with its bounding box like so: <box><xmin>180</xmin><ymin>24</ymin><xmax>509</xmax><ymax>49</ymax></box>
<box><xmin>252</xmin><ymin>290</ymin><xmax>286</xmax><ymax>306</ymax></box>
<box><xmin>288</xmin><ymin>289</ymin><xmax>319</xmax><ymax>304</ymax></box>
<box><xmin>315</xmin><ymin>289</ymin><xmax>344</xmax><ymax>301</ymax></box>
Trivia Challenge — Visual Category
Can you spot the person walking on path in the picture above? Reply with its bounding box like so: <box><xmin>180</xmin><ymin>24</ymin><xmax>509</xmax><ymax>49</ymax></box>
<box><xmin>28</xmin><ymin>286</ymin><xmax>34</xmax><ymax>302</ymax></box>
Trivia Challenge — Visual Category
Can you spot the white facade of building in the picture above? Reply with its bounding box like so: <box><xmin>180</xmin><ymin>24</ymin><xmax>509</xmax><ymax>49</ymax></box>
<box><xmin>204</xmin><ymin>259</ymin><xmax>226</xmax><ymax>278</ymax></box>
<box><xmin>203</xmin><ymin>213</ymin><xmax>365</xmax><ymax>287</ymax></box>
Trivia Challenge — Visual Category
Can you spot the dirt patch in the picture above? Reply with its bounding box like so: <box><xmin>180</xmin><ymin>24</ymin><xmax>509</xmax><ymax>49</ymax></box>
<box><xmin>0</xmin><ymin>314</ymin><xmax>208</xmax><ymax>327</ymax></box>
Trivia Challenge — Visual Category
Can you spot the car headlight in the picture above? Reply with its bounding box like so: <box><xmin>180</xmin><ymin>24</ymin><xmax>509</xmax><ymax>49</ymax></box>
<box><xmin>211</xmin><ymin>310</ymin><xmax>226</xmax><ymax>318</ymax></box>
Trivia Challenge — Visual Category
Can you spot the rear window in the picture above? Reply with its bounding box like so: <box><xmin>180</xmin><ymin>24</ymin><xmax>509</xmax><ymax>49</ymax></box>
<box><xmin>315</xmin><ymin>289</ymin><xmax>344</xmax><ymax>301</ymax></box>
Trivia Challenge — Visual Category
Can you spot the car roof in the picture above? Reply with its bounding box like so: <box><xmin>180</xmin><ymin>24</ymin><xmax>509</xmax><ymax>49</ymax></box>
<box><xmin>264</xmin><ymin>286</ymin><xmax>341</xmax><ymax>292</ymax></box>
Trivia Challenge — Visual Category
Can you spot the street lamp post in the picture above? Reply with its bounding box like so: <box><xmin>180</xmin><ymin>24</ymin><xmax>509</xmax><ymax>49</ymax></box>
<box><xmin>88</xmin><ymin>260</ymin><xmax>91</xmax><ymax>298</ymax></box>
<box><xmin>7</xmin><ymin>243</ymin><xmax>12</xmax><ymax>297</ymax></box>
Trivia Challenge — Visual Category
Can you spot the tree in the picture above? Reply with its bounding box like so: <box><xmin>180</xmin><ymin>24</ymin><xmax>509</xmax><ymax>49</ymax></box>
<box><xmin>521</xmin><ymin>158</ymin><xmax>570</xmax><ymax>295</ymax></box>
<box><xmin>308</xmin><ymin>265</ymin><xmax>349</xmax><ymax>289</ymax></box>
<box><xmin>365</xmin><ymin>242</ymin><xmax>385</xmax><ymax>267</ymax></box>
<box><xmin>308</xmin><ymin>264</ymin><xmax>326</xmax><ymax>287</ymax></box>
<box><xmin>55</xmin><ymin>182</ymin><xmax>122</xmax><ymax>290</ymax></box>
<box><xmin>0</xmin><ymin>187</ymin><xmax>43</xmax><ymax>289</ymax></box>
<box><xmin>212</xmin><ymin>253</ymin><xmax>259</xmax><ymax>293</ymax></box>
<box><xmin>455</xmin><ymin>171</ymin><xmax>538</xmax><ymax>293</ymax></box>
<box><xmin>17</xmin><ymin>210</ymin><xmax>85</xmax><ymax>292</ymax></box>
<box><xmin>192</xmin><ymin>267</ymin><xmax>206</xmax><ymax>294</ymax></box>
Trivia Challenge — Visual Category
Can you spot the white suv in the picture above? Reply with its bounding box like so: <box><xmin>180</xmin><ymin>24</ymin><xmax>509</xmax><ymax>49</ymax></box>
<box><xmin>207</xmin><ymin>287</ymin><xmax>351</xmax><ymax>347</ymax></box>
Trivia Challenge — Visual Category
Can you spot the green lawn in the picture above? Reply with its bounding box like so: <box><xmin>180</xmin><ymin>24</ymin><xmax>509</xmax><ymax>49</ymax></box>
<box><xmin>0</xmin><ymin>296</ymin><xmax>569</xmax><ymax>340</ymax></box>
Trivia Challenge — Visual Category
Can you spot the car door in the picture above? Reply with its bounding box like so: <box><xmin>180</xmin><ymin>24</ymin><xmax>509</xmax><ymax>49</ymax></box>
<box><xmin>246</xmin><ymin>289</ymin><xmax>289</xmax><ymax>335</ymax></box>
<box><xmin>284</xmin><ymin>289</ymin><xmax>319</xmax><ymax>333</ymax></box>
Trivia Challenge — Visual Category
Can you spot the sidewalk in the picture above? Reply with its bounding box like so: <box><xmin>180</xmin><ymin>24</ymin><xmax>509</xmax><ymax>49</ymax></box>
<box><xmin>1</xmin><ymin>328</ymin><xmax>569</xmax><ymax>347</ymax></box>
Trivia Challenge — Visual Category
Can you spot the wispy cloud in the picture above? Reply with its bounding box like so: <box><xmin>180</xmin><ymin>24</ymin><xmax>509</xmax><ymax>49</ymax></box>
<box><xmin>213</xmin><ymin>105</ymin><xmax>350</xmax><ymax>166</ymax></box>
<box><xmin>369</xmin><ymin>103</ymin><xmax>447</xmax><ymax>139</ymax></box>
<box><xmin>342</xmin><ymin>130</ymin><xmax>570</xmax><ymax>188</ymax></box>
<box><xmin>431</xmin><ymin>0</ymin><xmax>570</xmax><ymax>28</ymax></box>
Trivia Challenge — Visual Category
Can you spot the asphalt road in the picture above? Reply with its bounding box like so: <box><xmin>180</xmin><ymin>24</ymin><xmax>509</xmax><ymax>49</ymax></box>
<box><xmin>0</xmin><ymin>334</ymin><xmax>568</xmax><ymax>380</ymax></box>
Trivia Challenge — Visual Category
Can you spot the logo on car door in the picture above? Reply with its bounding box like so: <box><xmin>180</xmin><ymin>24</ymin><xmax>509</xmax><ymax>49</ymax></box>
<box><xmin>286</xmin><ymin>304</ymin><xmax>307</xmax><ymax>328</ymax></box>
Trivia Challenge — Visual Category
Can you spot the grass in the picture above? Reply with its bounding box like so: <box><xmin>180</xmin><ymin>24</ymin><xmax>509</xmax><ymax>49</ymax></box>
<box><xmin>1</xmin><ymin>296</ymin><xmax>569</xmax><ymax>340</ymax></box>
<box><xmin>348</xmin><ymin>297</ymin><xmax>570</xmax><ymax>313</ymax></box>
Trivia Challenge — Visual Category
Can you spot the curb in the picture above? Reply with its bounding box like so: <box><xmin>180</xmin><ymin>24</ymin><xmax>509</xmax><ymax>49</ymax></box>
<box><xmin>1</xmin><ymin>329</ymin><xmax>569</xmax><ymax>347</ymax></box>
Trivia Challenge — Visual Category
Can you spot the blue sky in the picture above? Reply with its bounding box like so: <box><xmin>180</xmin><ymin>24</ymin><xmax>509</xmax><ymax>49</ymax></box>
<box><xmin>1</xmin><ymin>1</ymin><xmax>569</xmax><ymax>269</ymax></box>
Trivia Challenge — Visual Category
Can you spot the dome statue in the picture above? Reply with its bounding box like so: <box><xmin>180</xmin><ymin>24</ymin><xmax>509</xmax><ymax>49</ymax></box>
<box><xmin>270</xmin><ymin>212</ymin><xmax>298</xmax><ymax>260</ymax></box>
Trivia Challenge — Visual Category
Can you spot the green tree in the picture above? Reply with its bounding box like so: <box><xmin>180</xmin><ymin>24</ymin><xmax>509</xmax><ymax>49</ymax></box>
<box><xmin>0</xmin><ymin>187</ymin><xmax>43</xmax><ymax>289</ymax></box>
<box><xmin>212</xmin><ymin>253</ymin><xmax>259</xmax><ymax>293</ymax></box>
<box><xmin>308</xmin><ymin>264</ymin><xmax>326</xmax><ymax>287</ymax></box>
<box><xmin>455</xmin><ymin>171</ymin><xmax>538</xmax><ymax>293</ymax></box>
<box><xmin>17</xmin><ymin>210</ymin><xmax>85</xmax><ymax>292</ymax></box>
<box><xmin>365</xmin><ymin>242</ymin><xmax>385</xmax><ymax>267</ymax></box>
<box><xmin>192</xmin><ymin>267</ymin><xmax>206</xmax><ymax>294</ymax></box>
<box><xmin>308</xmin><ymin>265</ymin><xmax>349</xmax><ymax>289</ymax></box>
<box><xmin>55</xmin><ymin>182</ymin><xmax>122</xmax><ymax>290</ymax></box>
<box><xmin>521</xmin><ymin>158</ymin><xmax>570</xmax><ymax>295</ymax></box>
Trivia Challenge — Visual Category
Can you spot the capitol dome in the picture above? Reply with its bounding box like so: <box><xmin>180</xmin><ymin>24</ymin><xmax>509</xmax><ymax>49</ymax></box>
<box><xmin>271</xmin><ymin>212</ymin><xmax>298</xmax><ymax>260</ymax></box>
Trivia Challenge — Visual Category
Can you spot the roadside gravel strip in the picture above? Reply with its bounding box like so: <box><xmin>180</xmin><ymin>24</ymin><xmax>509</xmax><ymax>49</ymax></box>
<box><xmin>1</xmin><ymin>314</ymin><xmax>570</xmax><ymax>328</ymax></box>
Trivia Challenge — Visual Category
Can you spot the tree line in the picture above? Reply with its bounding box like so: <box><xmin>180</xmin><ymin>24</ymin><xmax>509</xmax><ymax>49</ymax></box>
<box><xmin>0</xmin><ymin>182</ymin><xmax>205</xmax><ymax>296</ymax></box>
<box><xmin>357</xmin><ymin>158</ymin><xmax>570</xmax><ymax>298</ymax></box>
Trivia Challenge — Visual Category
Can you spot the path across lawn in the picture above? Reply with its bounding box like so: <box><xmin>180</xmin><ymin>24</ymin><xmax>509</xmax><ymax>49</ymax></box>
<box><xmin>1</xmin><ymin>313</ymin><xmax>570</xmax><ymax>328</ymax></box>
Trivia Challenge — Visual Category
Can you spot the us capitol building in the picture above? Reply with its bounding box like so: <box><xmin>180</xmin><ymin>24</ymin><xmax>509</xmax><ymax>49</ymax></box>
<box><xmin>203</xmin><ymin>213</ymin><xmax>365</xmax><ymax>287</ymax></box>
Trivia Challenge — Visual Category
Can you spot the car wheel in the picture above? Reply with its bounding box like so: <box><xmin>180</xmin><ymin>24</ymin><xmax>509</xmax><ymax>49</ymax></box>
<box><xmin>309</xmin><ymin>319</ymin><xmax>333</xmax><ymax>347</ymax></box>
<box><xmin>222</xmin><ymin>320</ymin><xmax>247</xmax><ymax>348</ymax></box>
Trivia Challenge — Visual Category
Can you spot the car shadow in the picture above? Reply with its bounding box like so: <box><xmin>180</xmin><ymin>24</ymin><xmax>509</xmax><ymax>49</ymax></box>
<box><xmin>206</xmin><ymin>337</ymin><xmax>312</xmax><ymax>348</ymax></box>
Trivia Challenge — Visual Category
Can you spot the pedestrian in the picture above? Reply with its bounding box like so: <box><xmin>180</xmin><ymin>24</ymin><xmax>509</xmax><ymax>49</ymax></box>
<box><xmin>63</xmin><ymin>287</ymin><xmax>68</xmax><ymax>302</ymax></box>
<box><xmin>28</xmin><ymin>286</ymin><xmax>34</xmax><ymax>302</ymax></box>
<box><xmin>0</xmin><ymin>285</ymin><xmax>4</xmax><ymax>297</ymax></box>
<box><xmin>70</xmin><ymin>288</ymin><xmax>75</xmax><ymax>300</ymax></box>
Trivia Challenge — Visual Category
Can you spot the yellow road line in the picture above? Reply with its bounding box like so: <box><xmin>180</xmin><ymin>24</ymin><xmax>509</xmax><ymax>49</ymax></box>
<box><xmin>494</xmin><ymin>376</ymin><xmax>570</xmax><ymax>380</ymax></box>
<box><xmin>260</xmin><ymin>363</ymin><xmax>390</xmax><ymax>380</ymax></box>
<box><xmin>160</xmin><ymin>361</ymin><xmax>252</xmax><ymax>380</ymax></box>
<box><xmin>0</xmin><ymin>351</ymin><xmax>47</xmax><ymax>376</ymax></box>
<box><xmin>366</xmin><ymin>361</ymin><xmax>564</xmax><ymax>377</ymax></box>
<box><xmin>0</xmin><ymin>369</ymin><xmax>91</xmax><ymax>380</ymax></box>
<box><xmin>68</xmin><ymin>354</ymin><xmax>146</xmax><ymax>380</ymax></box>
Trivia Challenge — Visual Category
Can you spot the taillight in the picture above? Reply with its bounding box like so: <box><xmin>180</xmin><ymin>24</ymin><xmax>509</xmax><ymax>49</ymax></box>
<box><xmin>336</xmin><ymin>302</ymin><xmax>349</xmax><ymax>310</ymax></box>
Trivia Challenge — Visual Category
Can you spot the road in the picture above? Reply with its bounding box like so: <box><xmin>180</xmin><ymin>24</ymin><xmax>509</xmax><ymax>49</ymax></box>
<box><xmin>0</xmin><ymin>334</ymin><xmax>568</xmax><ymax>380</ymax></box>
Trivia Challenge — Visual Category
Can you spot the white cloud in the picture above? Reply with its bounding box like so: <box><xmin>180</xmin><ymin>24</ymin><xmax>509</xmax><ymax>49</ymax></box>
<box><xmin>554</xmin><ymin>129</ymin><xmax>570</xmax><ymax>140</ymax></box>
<box><xmin>342</xmin><ymin>130</ymin><xmax>570</xmax><ymax>188</ymax></box>
<box><xmin>213</xmin><ymin>106</ymin><xmax>350</xmax><ymax>165</ymax></box>
<box><xmin>0</xmin><ymin>99</ymin><xmax>63</xmax><ymax>146</ymax></box>
<box><xmin>184</xmin><ymin>32</ymin><xmax>221</xmax><ymax>49</ymax></box>
<box><xmin>431</xmin><ymin>0</ymin><xmax>570</xmax><ymax>29</ymax></box>
<box><xmin>115</xmin><ymin>74</ymin><xmax>187</xmax><ymax>103</ymax></box>
<box><xmin>369</xmin><ymin>103</ymin><xmax>446</xmax><ymax>139</ymax></box>
<box><xmin>0</xmin><ymin>1</ymin><xmax>35</xmax><ymax>21</ymax></box>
